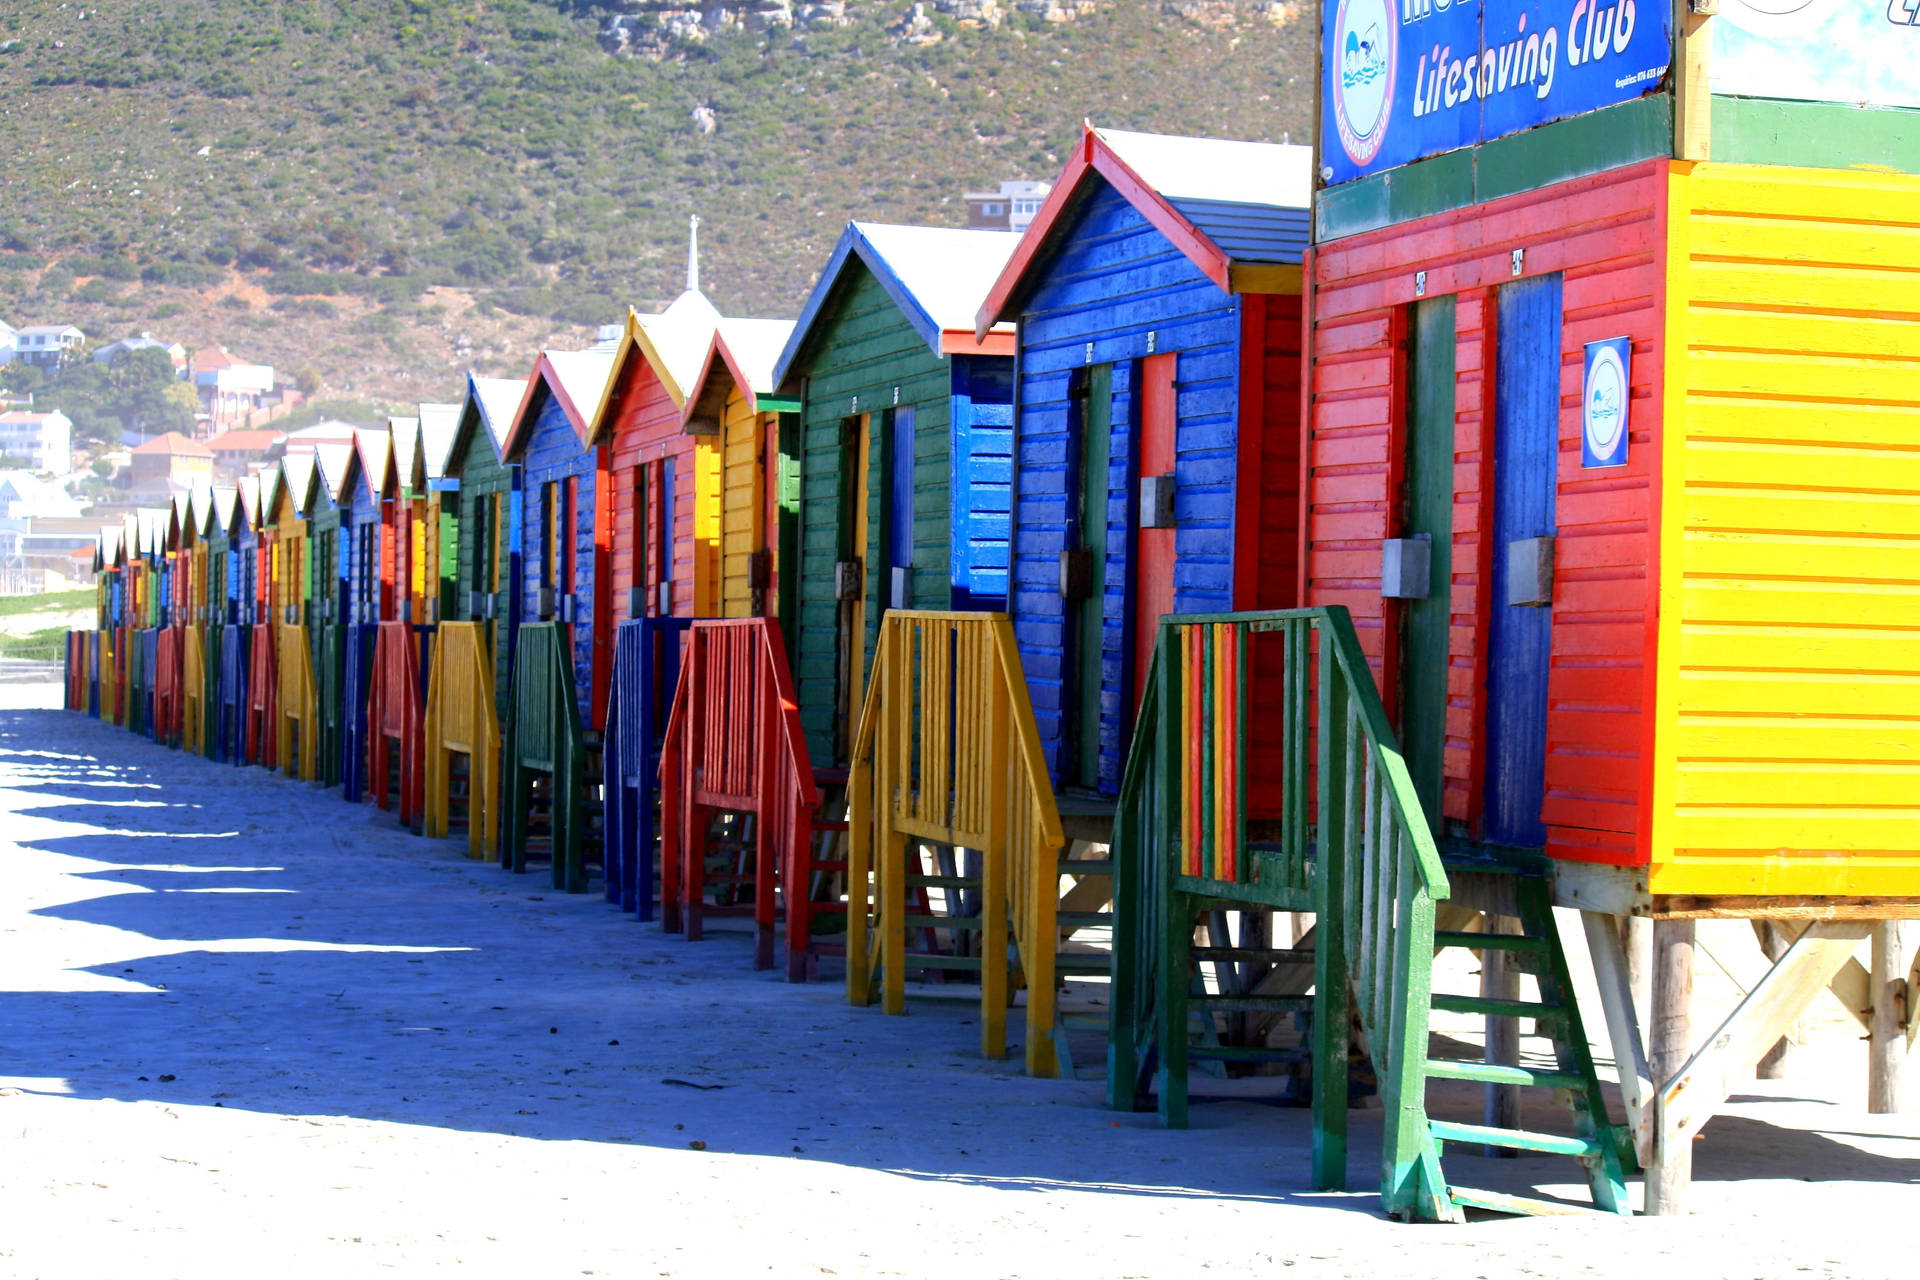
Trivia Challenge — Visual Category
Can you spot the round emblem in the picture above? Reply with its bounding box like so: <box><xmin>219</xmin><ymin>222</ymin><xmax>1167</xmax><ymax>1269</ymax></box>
<box><xmin>1584</xmin><ymin>346</ymin><xmax>1628</xmax><ymax>458</ymax></box>
<box><xmin>1331</xmin><ymin>0</ymin><xmax>1395</xmax><ymax>167</ymax></box>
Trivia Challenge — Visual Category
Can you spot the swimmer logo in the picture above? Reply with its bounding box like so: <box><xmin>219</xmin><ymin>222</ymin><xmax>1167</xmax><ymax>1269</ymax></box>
<box><xmin>1582</xmin><ymin>337</ymin><xmax>1631</xmax><ymax>469</ymax></box>
<box><xmin>1332</xmin><ymin>0</ymin><xmax>1396</xmax><ymax>166</ymax></box>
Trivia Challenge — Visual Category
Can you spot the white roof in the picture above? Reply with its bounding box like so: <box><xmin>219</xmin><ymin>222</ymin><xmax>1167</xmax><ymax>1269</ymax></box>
<box><xmin>636</xmin><ymin>289</ymin><xmax>723</xmax><ymax>399</ymax></box>
<box><xmin>1095</xmin><ymin>127</ymin><xmax>1314</xmax><ymax>210</ymax></box>
<box><xmin>469</xmin><ymin>376</ymin><xmax>526</xmax><ymax>456</ymax></box>
<box><xmin>388</xmin><ymin>416</ymin><xmax>421</xmax><ymax>491</ymax></box>
<box><xmin>857</xmin><ymin>223</ymin><xmax>1021</xmax><ymax>336</ymax></box>
<box><xmin>544</xmin><ymin>348</ymin><xmax>616</xmax><ymax>420</ymax></box>
<box><xmin>714</xmin><ymin>317</ymin><xmax>796</xmax><ymax>397</ymax></box>
<box><xmin>417</xmin><ymin>402</ymin><xmax>460</xmax><ymax>480</ymax></box>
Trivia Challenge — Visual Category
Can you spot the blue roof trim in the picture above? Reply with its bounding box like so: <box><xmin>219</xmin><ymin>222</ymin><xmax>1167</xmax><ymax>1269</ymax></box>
<box><xmin>1166</xmin><ymin>198</ymin><xmax>1312</xmax><ymax>267</ymax></box>
<box><xmin>772</xmin><ymin>224</ymin><xmax>944</xmax><ymax>392</ymax></box>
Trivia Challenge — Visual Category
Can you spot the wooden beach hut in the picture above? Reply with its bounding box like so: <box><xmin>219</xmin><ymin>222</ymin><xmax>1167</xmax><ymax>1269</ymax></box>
<box><xmin>308</xmin><ymin>440</ymin><xmax>355</xmax><ymax>788</ymax></box>
<box><xmin>339</xmin><ymin>427</ymin><xmax>396</xmax><ymax>802</ymax></box>
<box><xmin>773</xmin><ymin>221</ymin><xmax>1021</xmax><ymax>766</ymax></box>
<box><xmin>974</xmin><ymin>123</ymin><xmax>1312</xmax><ymax>798</ymax></box>
<box><xmin>498</xmin><ymin>345</ymin><xmax>617</xmax><ymax>889</ymax></box>
<box><xmin>268</xmin><ymin>452</ymin><xmax>323</xmax><ymax>780</ymax></box>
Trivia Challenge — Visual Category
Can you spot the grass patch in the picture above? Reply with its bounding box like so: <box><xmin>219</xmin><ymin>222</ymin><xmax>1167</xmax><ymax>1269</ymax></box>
<box><xmin>0</xmin><ymin>625</ymin><xmax>75</xmax><ymax>661</ymax></box>
<box><xmin>0</xmin><ymin>588</ymin><xmax>93</xmax><ymax>617</ymax></box>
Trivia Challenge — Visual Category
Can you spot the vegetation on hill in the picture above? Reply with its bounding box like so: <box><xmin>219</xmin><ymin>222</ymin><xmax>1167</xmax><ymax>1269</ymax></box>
<box><xmin>0</xmin><ymin>0</ymin><xmax>1314</xmax><ymax>405</ymax></box>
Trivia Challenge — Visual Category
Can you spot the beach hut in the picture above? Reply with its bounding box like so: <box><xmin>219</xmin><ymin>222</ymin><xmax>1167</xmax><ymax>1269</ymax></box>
<box><xmin>447</xmin><ymin>375</ymin><xmax>527</xmax><ymax>717</ymax></box>
<box><xmin>973</xmin><ymin>124</ymin><xmax>1312</xmax><ymax>798</ymax></box>
<box><xmin>338</xmin><ymin>427</ymin><xmax>397</xmax><ymax>802</ymax></box>
<box><xmin>772</xmin><ymin>222</ymin><xmax>1022</xmax><ymax>766</ymax></box>
<box><xmin>267</xmin><ymin>452</ymin><xmax>324</xmax><ymax>780</ymax></box>
<box><xmin>219</xmin><ymin>476</ymin><xmax>260</xmax><ymax>765</ymax></box>
<box><xmin>308</xmin><ymin>440</ymin><xmax>355</xmax><ymax>788</ymax></box>
<box><xmin>498</xmin><ymin>345</ymin><xmax>616</xmax><ymax>888</ymax></box>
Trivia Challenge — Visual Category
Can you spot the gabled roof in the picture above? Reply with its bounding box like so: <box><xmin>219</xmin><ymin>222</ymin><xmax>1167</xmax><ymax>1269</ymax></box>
<box><xmin>191</xmin><ymin>481</ymin><xmax>220</xmax><ymax>538</ymax></box>
<box><xmin>137</xmin><ymin>508</ymin><xmax>168</xmax><ymax>559</ymax></box>
<box><xmin>683</xmin><ymin>317</ymin><xmax>799</xmax><ymax>430</ymax></box>
<box><xmin>204</xmin><ymin>428</ymin><xmax>284</xmax><ymax>453</ymax></box>
<box><xmin>353</xmin><ymin>425</ymin><xmax>394</xmax><ymax>502</ymax></box>
<box><xmin>313</xmin><ymin>439</ymin><xmax>355</xmax><ymax>507</ymax></box>
<box><xmin>774</xmin><ymin>222</ymin><xmax>1019</xmax><ymax>390</ymax></box>
<box><xmin>417</xmin><ymin>402</ymin><xmax>460</xmax><ymax>484</ymax></box>
<box><xmin>271</xmin><ymin>450</ymin><xmax>318</xmax><ymax>520</ymax></box>
<box><xmin>212</xmin><ymin>485</ymin><xmax>239</xmax><ymax>538</ymax></box>
<box><xmin>132</xmin><ymin>432</ymin><xmax>214</xmax><ymax>458</ymax></box>
<box><xmin>389</xmin><ymin>417</ymin><xmax>421</xmax><ymax>495</ymax></box>
<box><xmin>585</xmin><ymin>292</ymin><xmax>724</xmax><ymax>446</ymax></box>
<box><xmin>977</xmin><ymin>123</ymin><xmax>1313</xmax><ymax>336</ymax></box>
<box><xmin>446</xmin><ymin>373</ymin><xmax>524</xmax><ymax>481</ymax></box>
<box><xmin>501</xmin><ymin>347</ymin><xmax>616</xmax><ymax>460</ymax></box>
<box><xmin>237</xmin><ymin>474</ymin><xmax>261</xmax><ymax>531</ymax></box>
<box><xmin>98</xmin><ymin>526</ymin><xmax>121</xmax><ymax>570</ymax></box>
<box><xmin>170</xmin><ymin>492</ymin><xmax>192</xmax><ymax>546</ymax></box>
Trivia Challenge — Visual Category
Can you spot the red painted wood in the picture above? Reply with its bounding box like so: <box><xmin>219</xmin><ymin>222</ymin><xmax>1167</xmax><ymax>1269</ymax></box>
<box><xmin>1133</xmin><ymin>353</ymin><xmax>1178</xmax><ymax>713</ymax></box>
<box><xmin>605</xmin><ymin>345</ymin><xmax>699</xmax><ymax>619</ymax></box>
<box><xmin>1307</xmin><ymin>159</ymin><xmax>1665</xmax><ymax>867</ymax></box>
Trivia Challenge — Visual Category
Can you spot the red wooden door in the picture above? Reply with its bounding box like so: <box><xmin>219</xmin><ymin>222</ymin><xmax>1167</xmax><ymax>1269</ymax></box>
<box><xmin>1132</xmin><ymin>353</ymin><xmax>1178</xmax><ymax>711</ymax></box>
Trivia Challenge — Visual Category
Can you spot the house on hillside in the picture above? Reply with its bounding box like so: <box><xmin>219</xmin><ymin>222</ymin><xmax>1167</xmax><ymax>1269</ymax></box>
<box><xmin>12</xmin><ymin>325</ymin><xmax>86</xmax><ymax>370</ymax></box>
<box><xmin>278</xmin><ymin>421</ymin><xmax>361</xmax><ymax>458</ymax></box>
<box><xmin>0</xmin><ymin>471</ymin><xmax>85</xmax><ymax>520</ymax></box>
<box><xmin>93</xmin><ymin>334</ymin><xmax>189</xmax><ymax>376</ymax></box>
<box><xmin>204</xmin><ymin>427</ymin><xmax>285</xmax><ymax>477</ymax></box>
<box><xmin>964</xmin><ymin>180</ymin><xmax>1051</xmax><ymax>233</ymax></box>
<box><xmin>0</xmin><ymin>409</ymin><xmax>74</xmax><ymax>475</ymax></box>
<box><xmin>190</xmin><ymin>348</ymin><xmax>276</xmax><ymax>433</ymax></box>
<box><xmin>129</xmin><ymin>432</ymin><xmax>214</xmax><ymax>500</ymax></box>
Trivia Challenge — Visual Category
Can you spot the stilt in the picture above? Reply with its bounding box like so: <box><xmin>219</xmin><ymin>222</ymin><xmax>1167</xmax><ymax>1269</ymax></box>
<box><xmin>1482</xmin><ymin>913</ymin><xmax>1521</xmax><ymax>1155</ymax></box>
<box><xmin>1869</xmin><ymin>921</ymin><xmax>1910</xmax><ymax>1114</ymax></box>
<box><xmin>1646</xmin><ymin>918</ymin><xmax>1695</xmax><ymax>1217</ymax></box>
<box><xmin>1624</xmin><ymin>914</ymin><xmax>1653</xmax><ymax>1031</ymax></box>
<box><xmin>1754</xmin><ymin>922</ymin><xmax>1804</xmax><ymax>1080</ymax></box>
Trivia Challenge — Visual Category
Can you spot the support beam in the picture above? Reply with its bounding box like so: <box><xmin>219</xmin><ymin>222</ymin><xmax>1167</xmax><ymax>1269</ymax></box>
<box><xmin>1753</xmin><ymin>922</ymin><xmax>1806</xmax><ymax>1079</ymax></box>
<box><xmin>1582</xmin><ymin>911</ymin><xmax>1654</xmax><ymax>1168</ymax></box>
<box><xmin>1869</xmin><ymin>922</ymin><xmax>1911</xmax><ymax>1114</ymax></box>
<box><xmin>1646</xmin><ymin>918</ymin><xmax>1696</xmax><ymax>1216</ymax></box>
<box><xmin>1483</xmin><ymin>913</ymin><xmax>1522</xmax><ymax>1154</ymax></box>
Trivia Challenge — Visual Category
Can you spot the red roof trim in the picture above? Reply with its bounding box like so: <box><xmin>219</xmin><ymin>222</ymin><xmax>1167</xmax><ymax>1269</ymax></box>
<box><xmin>974</xmin><ymin>123</ymin><xmax>1232</xmax><ymax>338</ymax></box>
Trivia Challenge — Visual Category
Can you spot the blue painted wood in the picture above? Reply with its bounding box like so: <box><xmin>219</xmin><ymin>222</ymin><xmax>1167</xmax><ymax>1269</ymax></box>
<box><xmin>660</xmin><ymin>455</ymin><xmax>676</xmax><ymax>601</ymax></box>
<box><xmin>603</xmin><ymin>616</ymin><xmax>691</xmax><ymax>919</ymax></box>
<box><xmin>513</xmin><ymin>384</ymin><xmax>603</xmax><ymax>725</ymax></box>
<box><xmin>219</xmin><ymin>623</ymin><xmax>248</xmax><ymax>766</ymax></box>
<box><xmin>1484</xmin><ymin>273</ymin><xmax>1563</xmax><ymax>849</ymax></box>
<box><xmin>888</xmin><ymin>405</ymin><xmax>915</xmax><ymax>580</ymax></box>
<box><xmin>1008</xmin><ymin>180</ymin><xmax>1244</xmax><ymax>794</ymax></box>
<box><xmin>950</xmin><ymin>356</ymin><xmax>1014</xmax><ymax>610</ymax></box>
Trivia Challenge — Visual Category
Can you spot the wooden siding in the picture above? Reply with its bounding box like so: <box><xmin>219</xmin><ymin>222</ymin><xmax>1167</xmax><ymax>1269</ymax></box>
<box><xmin>1308</xmin><ymin>160</ymin><xmax>1665</xmax><ymax>864</ymax></box>
<box><xmin>605</xmin><ymin>355</ymin><xmax>700</xmax><ymax>621</ymax></box>
<box><xmin>515</xmin><ymin>387</ymin><xmax>611</xmax><ymax>727</ymax></box>
<box><xmin>718</xmin><ymin>388</ymin><xmax>765</xmax><ymax>618</ymax></box>
<box><xmin>446</xmin><ymin>410</ymin><xmax>519</xmax><ymax>715</ymax></box>
<box><xmin>792</xmin><ymin>264</ymin><xmax>979</xmax><ymax>762</ymax></box>
<box><xmin>1009</xmin><ymin>182</ymin><xmax>1245</xmax><ymax>795</ymax></box>
<box><xmin>1653</xmin><ymin>163</ymin><xmax>1920</xmax><ymax>896</ymax></box>
<box><xmin>347</xmin><ymin>470</ymin><xmax>384</xmax><ymax>622</ymax></box>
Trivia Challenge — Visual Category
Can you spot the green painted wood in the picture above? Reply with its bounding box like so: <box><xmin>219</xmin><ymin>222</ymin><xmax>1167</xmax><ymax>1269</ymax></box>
<box><xmin>1402</xmin><ymin>297</ymin><xmax>1455</xmax><ymax>832</ymax></box>
<box><xmin>1712</xmin><ymin>96</ymin><xmax>1920</xmax><ymax>175</ymax></box>
<box><xmin>1428</xmin><ymin>1120</ymin><xmax>1602</xmax><ymax>1157</ymax></box>
<box><xmin>1316</xmin><ymin>96</ymin><xmax>1673</xmax><ymax>242</ymax></box>
<box><xmin>501</xmin><ymin>622</ymin><xmax>589</xmax><ymax>894</ymax></box>
<box><xmin>1072</xmin><ymin>363</ymin><xmax>1112</xmax><ymax>793</ymax></box>
<box><xmin>1424</xmin><ymin>1060</ymin><xmax>1585</xmax><ymax>1090</ymax></box>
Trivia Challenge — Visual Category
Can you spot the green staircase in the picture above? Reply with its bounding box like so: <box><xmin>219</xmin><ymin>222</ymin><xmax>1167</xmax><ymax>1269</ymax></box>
<box><xmin>1107</xmin><ymin>608</ymin><xmax>1634</xmax><ymax>1222</ymax></box>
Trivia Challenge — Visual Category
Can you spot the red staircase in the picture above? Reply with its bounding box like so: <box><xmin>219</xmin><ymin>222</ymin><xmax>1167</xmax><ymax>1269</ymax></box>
<box><xmin>368</xmin><ymin>620</ymin><xmax>425</xmax><ymax>829</ymax></box>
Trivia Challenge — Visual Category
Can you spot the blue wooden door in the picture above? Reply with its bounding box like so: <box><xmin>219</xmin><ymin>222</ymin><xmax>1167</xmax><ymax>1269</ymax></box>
<box><xmin>886</xmin><ymin>405</ymin><xmax>915</xmax><ymax>609</ymax></box>
<box><xmin>1484</xmin><ymin>273</ymin><xmax>1563</xmax><ymax>848</ymax></box>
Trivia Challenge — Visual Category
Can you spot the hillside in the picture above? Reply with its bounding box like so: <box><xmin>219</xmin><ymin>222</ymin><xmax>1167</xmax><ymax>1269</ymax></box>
<box><xmin>0</xmin><ymin>0</ymin><xmax>1315</xmax><ymax>408</ymax></box>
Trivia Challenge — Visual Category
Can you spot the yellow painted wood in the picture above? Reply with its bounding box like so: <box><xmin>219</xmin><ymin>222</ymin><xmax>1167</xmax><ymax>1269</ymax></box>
<box><xmin>276</xmin><ymin>622</ymin><xmax>318</xmax><ymax>782</ymax></box>
<box><xmin>693</xmin><ymin>438</ymin><xmax>721</xmax><ymax>616</ymax></box>
<box><xmin>182</xmin><ymin>625</ymin><xmax>206</xmax><ymax>755</ymax></box>
<box><xmin>718</xmin><ymin>388</ymin><xmax>765</xmax><ymax>619</ymax></box>
<box><xmin>1655</xmin><ymin>162</ymin><xmax>1920</xmax><ymax>898</ymax></box>
<box><xmin>423</xmin><ymin>621</ymin><xmax>500</xmax><ymax>860</ymax></box>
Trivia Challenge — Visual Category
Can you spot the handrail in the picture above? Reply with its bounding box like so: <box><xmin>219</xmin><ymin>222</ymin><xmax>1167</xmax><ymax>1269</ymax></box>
<box><xmin>276</xmin><ymin>622</ymin><xmax>318</xmax><ymax>781</ymax></box>
<box><xmin>658</xmin><ymin>617</ymin><xmax>820</xmax><ymax>977</ymax></box>
<box><xmin>845</xmin><ymin>611</ymin><xmax>1068</xmax><ymax>1077</ymax></box>
<box><xmin>1104</xmin><ymin>606</ymin><xmax>1450</xmax><ymax>1220</ymax></box>
<box><xmin>424</xmin><ymin>621</ymin><xmax>500</xmax><ymax>861</ymax></box>
<box><xmin>369</xmin><ymin>620</ymin><xmax>425</xmax><ymax>827</ymax></box>
<box><xmin>502</xmin><ymin>622</ymin><xmax>588</xmax><ymax>890</ymax></box>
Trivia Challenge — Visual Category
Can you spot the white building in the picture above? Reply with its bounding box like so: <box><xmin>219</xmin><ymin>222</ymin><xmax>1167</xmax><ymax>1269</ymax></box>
<box><xmin>11</xmin><ymin>325</ymin><xmax>86</xmax><ymax>370</ymax></box>
<box><xmin>0</xmin><ymin>471</ymin><xmax>84</xmax><ymax>519</ymax></box>
<box><xmin>0</xmin><ymin>319</ymin><xmax>16</xmax><ymax>364</ymax></box>
<box><xmin>0</xmin><ymin>410</ymin><xmax>73</xmax><ymax>475</ymax></box>
<box><xmin>964</xmin><ymin>179</ymin><xmax>1052</xmax><ymax>233</ymax></box>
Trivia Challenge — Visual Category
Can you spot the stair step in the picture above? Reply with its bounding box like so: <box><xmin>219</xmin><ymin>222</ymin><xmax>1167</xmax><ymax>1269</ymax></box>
<box><xmin>1054</xmin><ymin>953</ymin><xmax>1111</xmax><ymax>975</ymax></box>
<box><xmin>1191</xmin><ymin>994</ymin><xmax>1312</xmax><ymax>1015</ymax></box>
<box><xmin>1187</xmin><ymin>1044</ymin><xmax>1311</xmax><ymax>1065</ymax></box>
<box><xmin>1430</xmin><ymin>995</ymin><xmax>1568</xmax><ymax>1022</ymax></box>
<box><xmin>813</xmin><ymin>819</ymin><xmax>850</xmax><ymax>833</ymax></box>
<box><xmin>1424</xmin><ymin>1059</ymin><xmax>1586</xmax><ymax>1090</ymax></box>
<box><xmin>1428</xmin><ymin>1120</ymin><xmax>1603</xmax><ymax>1158</ymax></box>
<box><xmin>906</xmin><ymin>874</ymin><xmax>977</xmax><ymax>890</ymax></box>
<box><xmin>810</xmin><ymin>860</ymin><xmax>848</xmax><ymax>873</ymax></box>
<box><xmin>905</xmin><ymin>915</ymin><xmax>980</xmax><ymax>930</ymax></box>
<box><xmin>1057</xmin><ymin>911</ymin><xmax>1111</xmax><ymax>929</ymax></box>
<box><xmin>1060</xmin><ymin>860</ymin><xmax>1113</xmax><ymax>875</ymax></box>
<box><xmin>1445</xmin><ymin>1187</ymin><xmax>1617</xmax><ymax>1218</ymax></box>
<box><xmin>1434</xmin><ymin>930</ymin><xmax>1549</xmax><ymax>954</ymax></box>
<box><xmin>1191</xmin><ymin>946</ymin><xmax>1314</xmax><ymax>965</ymax></box>
<box><xmin>902</xmin><ymin>954</ymin><xmax>983</xmax><ymax>972</ymax></box>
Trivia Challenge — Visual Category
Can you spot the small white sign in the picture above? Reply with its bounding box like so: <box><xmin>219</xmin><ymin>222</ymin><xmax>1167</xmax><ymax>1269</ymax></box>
<box><xmin>1582</xmin><ymin>338</ymin><xmax>1631</xmax><ymax>470</ymax></box>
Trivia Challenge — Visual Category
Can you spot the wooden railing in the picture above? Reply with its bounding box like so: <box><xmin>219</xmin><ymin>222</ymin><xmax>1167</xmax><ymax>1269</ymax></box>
<box><xmin>845</xmin><ymin>611</ymin><xmax>1067</xmax><ymax>1077</ymax></box>
<box><xmin>277</xmin><ymin>622</ymin><xmax>319</xmax><ymax>781</ymax></box>
<box><xmin>658</xmin><ymin>617</ymin><xmax>820</xmax><ymax>978</ymax></box>
<box><xmin>424</xmin><ymin>621</ymin><xmax>500</xmax><ymax>861</ymax></box>
<box><xmin>218</xmin><ymin>624</ymin><xmax>248</xmax><ymax>764</ymax></box>
<box><xmin>503</xmin><ymin>622</ymin><xmax>590</xmax><ymax>891</ymax></box>
<box><xmin>181</xmin><ymin>624</ymin><xmax>208</xmax><ymax>757</ymax></box>
<box><xmin>246</xmin><ymin>622</ymin><xmax>278</xmax><ymax>768</ymax></box>
<box><xmin>1104</xmin><ymin>607</ymin><xmax>1451</xmax><ymax>1219</ymax></box>
<box><xmin>65</xmin><ymin>632</ymin><xmax>86</xmax><ymax>713</ymax></box>
<box><xmin>604</xmin><ymin>617</ymin><xmax>692</xmax><ymax>920</ymax></box>
<box><xmin>368</xmin><ymin>620</ymin><xmax>426</xmax><ymax>828</ymax></box>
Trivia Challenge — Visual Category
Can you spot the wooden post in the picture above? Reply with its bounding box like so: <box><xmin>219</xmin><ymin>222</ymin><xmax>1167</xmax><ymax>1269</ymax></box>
<box><xmin>1624</xmin><ymin>914</ymin><xmax>1653</xmax><ymax>1031</ymax></box>
<box><xmin>1869</xmin><ymin>921</ymin><xmax>1910</xmax><ymax>1114</ymax></box>
<box><xmin>1483</xmin><ymin>913</ymin><xmax>1521</xmax><ymax>1154</ymax></box>
<box><xmin>1646</xmin><ymin>918</ymin><xmax>1695</xmax><ymax>1216</ymax></box>
<box><xmin>1582</xmin><ymin>911</ymin><xmax>1654</xmax><ymax>1167</ymax></box>
<box><xmin>1755</xmin><ymin>922</ymin><xmax>1805</xmax><ymax>1079</ymax></box>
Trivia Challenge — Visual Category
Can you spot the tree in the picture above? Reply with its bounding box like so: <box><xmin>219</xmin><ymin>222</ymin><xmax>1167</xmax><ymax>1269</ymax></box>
<box><xmin>109</xmin><ymin>347</ymin><xmax>195</xmax><ymax>437</ymax></box>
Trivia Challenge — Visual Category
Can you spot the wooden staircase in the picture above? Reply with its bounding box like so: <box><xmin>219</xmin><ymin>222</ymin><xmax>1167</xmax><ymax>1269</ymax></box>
<box><xmin>1108</xmin><ymin>608</ymin><xmax>1634</xmax><ymax>1221</ymax></box>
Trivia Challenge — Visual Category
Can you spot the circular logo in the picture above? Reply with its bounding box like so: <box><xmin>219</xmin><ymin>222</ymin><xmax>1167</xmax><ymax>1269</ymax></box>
<box><xmin>1719</xmin><ymin>0</ymin><xmax>1841</xmax><ymax>36</ymax></box>
<box><xmin>1331</xmin><ymin>0</ymin><xmax>1395</xmax><ymax>167</ymax></box>
<box><xmin>1584</xmin><ymin>346</ymin><xmax>1628</xmax><ymax>459</ymax></box>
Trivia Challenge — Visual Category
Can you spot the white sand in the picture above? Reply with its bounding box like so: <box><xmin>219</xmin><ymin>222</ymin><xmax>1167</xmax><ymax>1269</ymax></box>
<box><xmin>1</xmin><ymin>679</ymin><xmax>1915</xmax><ymax>1279</ymax></box>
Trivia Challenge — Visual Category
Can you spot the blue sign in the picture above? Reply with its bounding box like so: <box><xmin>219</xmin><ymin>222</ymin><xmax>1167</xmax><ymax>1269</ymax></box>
<box><xmin>1581</xmin><ymin>337</ymin><xmax>1631</xmax><ymax>469</ymax></box>
<box><xmin>1322</xmin><ymin>0</ymin><xmax>1673</xmax><ymax>185</ymax></box>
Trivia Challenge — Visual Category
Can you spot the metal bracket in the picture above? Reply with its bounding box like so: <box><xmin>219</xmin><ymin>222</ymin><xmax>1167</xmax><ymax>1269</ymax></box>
<box><xmin>835</xmin><ymin>559</ymin><xmax>863</xmax><ymax>602</ymax></box>
<box><xmin>1059</xmin><ymin>548</ymin><xmax>1093</xmax><ymax>601</ymax></box>
<box><xmin>1511</xmin><ymin>248</ymin><xmax>1525</xmax><ymax>276</ymax></box>
<box><xmin>890</xmin><ymin>565</ymin><xmax>912</xmax><ymax>611</ymax></box>
<box><xmin>1139</xmin><ymin>473</ymin><xmax>1177</xmax><ymax>529</ymax></box>
<box><xmin>1506</xmin><ymin>536</ymin><xmax>1555</xmax><ymax>607</ymax></box>
<box><xmin>628</xmin><ymin>586</ymin><xmax>646</xmax><ymax>619</ymax></box>
<box><xmin>1380</xmin><ymin>536</ymin><xmax>1431</xmax><ymax>600</ymax></box>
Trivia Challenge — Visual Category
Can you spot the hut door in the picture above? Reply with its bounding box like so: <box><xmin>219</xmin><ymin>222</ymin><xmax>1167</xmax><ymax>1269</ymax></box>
<box><xmin>1483</xmin><ymin>274</ymin><xmax>1562</xmax><ymax>848</ymax></box>
<box><xmin>834</xmin><ymin>414</ymin><xmax>872</xmax><ymax>763</ymax></box>
<box><xmin>1132</xmin><ymin>353</ymin><xmax>1177</xmax><ymax>711</ymax></box>
<box><xmin>1398</xmin><ymin>297</ymin><xmax>1456</xmax><ymax>831</ymax></box>
<box><xmin>1067</xmin><ymin>364</ymin><xmax>1113</xmax><ymax>792</ymax></box>
<box><xmin>885</xmin><ymin>406</ymin><xmax>916</xmax><ymax>613</ymax></box>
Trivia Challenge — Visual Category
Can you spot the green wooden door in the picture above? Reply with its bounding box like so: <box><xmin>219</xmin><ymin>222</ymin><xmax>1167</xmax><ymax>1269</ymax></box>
<box><xmin>1400</xmin><ymin>297</ymin><xmax>1455</xmax><ymax>830</ymax></box>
